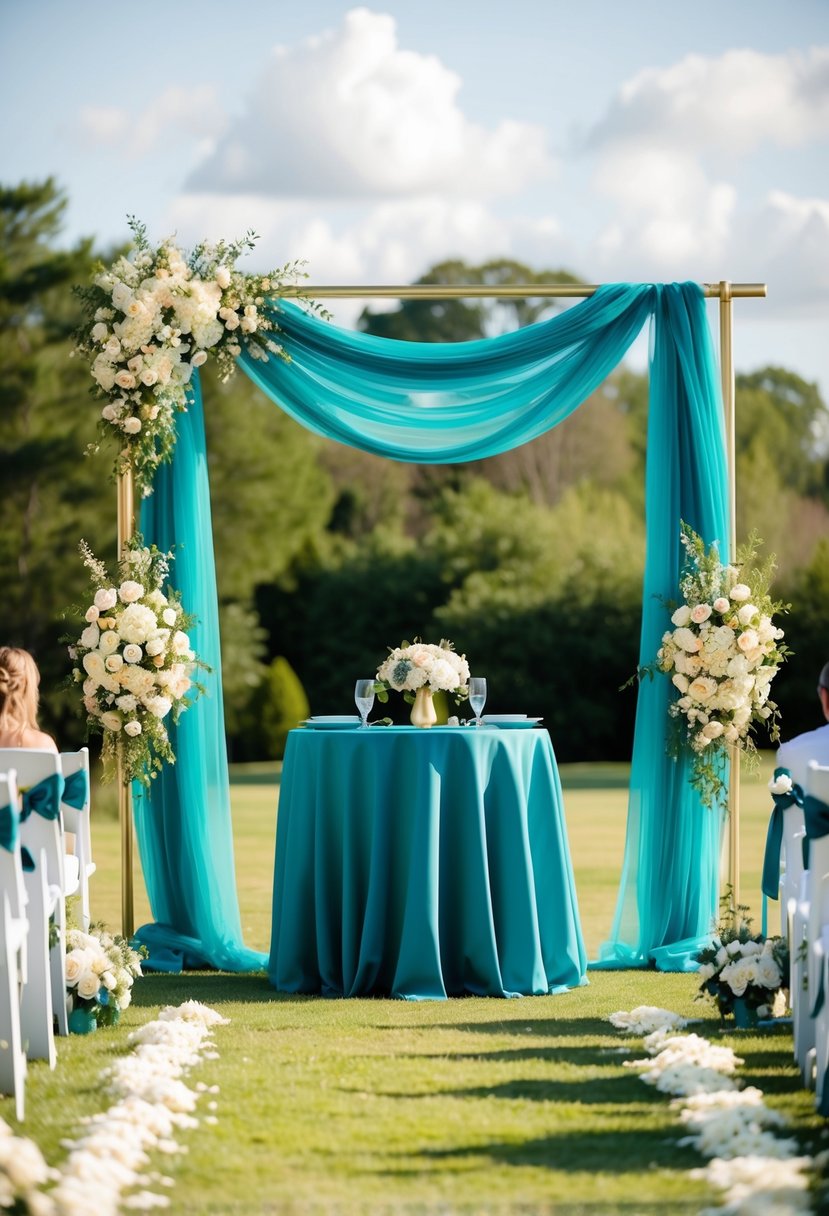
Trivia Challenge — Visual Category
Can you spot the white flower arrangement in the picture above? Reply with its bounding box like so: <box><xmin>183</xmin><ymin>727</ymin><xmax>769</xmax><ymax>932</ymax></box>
<box><xmin>649</xmin><ymin>524</ymin><xmax>788</xmax><ymax>802</ymax></box>
<box><xmin>606</xmin><ymin>1005</ymin><xmax>689</xmax><ymax>1035</ymax></box>
<box><xmin>70</xmin><ymin>538</ymin><xmax>205</xmax><ymax>784</ymax></box>
<box><xmin>65</xmin><ymin>924</ymin><xmax>146</xmax><ymax>1028</ymax></box>
<box><xmin>694</xmin><ymin>913</ymin><xmax>789</xmax><ymax>1024</ymax></box>
<box><xmin>376</xmin><ymin>638</ymin><xmax>470</xmax><ymax>703</ymax></box>
<box><xmin>75</xmin><ymin>217</ymin><xmax>313</xmax><ymax>488</ymax></box>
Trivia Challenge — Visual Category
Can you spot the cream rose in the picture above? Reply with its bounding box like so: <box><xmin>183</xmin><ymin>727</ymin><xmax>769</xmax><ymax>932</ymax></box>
<box><xmin>729</xmin><ymin>583</ymin><xmax>751</xmax><ymax>602</ymax></box>
<box><xmin>105</xmin><ymin>654</ymin><xmax>124</xmax><ymax>673</ymax></box>
<box><xmin>671</xmin><ymin>605</ymin><xmax>692</xmax><ymax>627</ymax></box>
<box><xmin>76</xmin><ymin>972</ymin><xmax>101</xmax><ymax>1001</ymax></box>
<box><xmin>98</xmin><ymin>630</ymin><xmax>119</xmax><ymax>656</ymax></box>
<box><xmin>118</xmin><ymin>580</ymin><xmax>144</xmax><ymax>603</ymax></box>
<box><xmin>672</xmin><ymin>627</ymin><xmax>701</xmax><ymax>653</ymax></box>
<box><xmin>122</xmin><ymin>643</ymin><xmax>143</xmax><ymax>664</ymax></box>
<box><xmin>122</xmin><ymin>416</ymin><xmax>142</xmax><ymax>434</ymax></box>
<box><xmin>100</xmin><ymin>711</ymin><xmax>123</xmax><ymax>732</ymax></box>
<box><xmin>690</xmin><ymin>604</ymin><xmax>712</xmax><ymax>624</ymax></box>
<box><xmin>688</xmin><ymin>676</ymin><xmax>718</xmax><ymax>702</ymax></box>
<box><xmin>124</xmin><ymin>720</ymin><xmax>142</xmax><ymax>737</ymax></box>
<box><xmin>94</xmin><ymin>587</ymin><xmax>118</xmax><ymax>611</ymax></box>
<box><xmin>80</xmin><ymin>624</ymin><xmax>100</xmax><ymax>650</ymax></box>
<box><xmin>713</xmin><ymin>597</ymin><xmax>730</xmax><ymax>613</ymax></box>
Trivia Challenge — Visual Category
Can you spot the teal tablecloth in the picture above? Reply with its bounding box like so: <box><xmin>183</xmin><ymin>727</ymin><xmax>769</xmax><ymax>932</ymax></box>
<box><xmin>268</xmin><ymin>726</ymin><xmax>587</xmax><ymax>999</ymax></box>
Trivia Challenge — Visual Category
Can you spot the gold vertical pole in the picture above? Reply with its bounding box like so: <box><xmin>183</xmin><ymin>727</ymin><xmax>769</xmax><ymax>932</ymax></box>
<box><xmin>116</xmin><ymin>460</ymin><xmax>135</xmax><ymax>938</ymax></box>
<box><xmin>719</xmin><ymin>281</ymin><xmax>741</xmax><ymax>922</ymax></box>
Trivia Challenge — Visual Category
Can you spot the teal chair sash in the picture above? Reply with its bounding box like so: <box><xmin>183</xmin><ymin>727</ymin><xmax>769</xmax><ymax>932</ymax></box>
<box><xmin>20</xmin><ymin>773</ymin><xmax>64</xmax><ymax>823</ymax></box>
<box><xmin>0</xmin><ymin>803</ymin><xmax>18</xmax><ymax>854</ymax></box>
<box><xmin>761</xmin><ymin>767</ymin><xmax>805</xmax><ymax>900</ymax></box>
<box><xmin>61</xmin><ymin>769</ymin><xmax>89</xmax><ymax>811</ymax></box>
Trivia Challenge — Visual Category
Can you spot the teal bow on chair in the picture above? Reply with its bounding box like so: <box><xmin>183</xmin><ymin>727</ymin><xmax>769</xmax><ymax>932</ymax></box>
<box><xmin>19</xmin><ymin>773</ymin><xmax>64</xmax><ymax>823</ymax></box>
<box><xmin>761</xmin><ymin>767</ymin><xmax>805</xmax><ymax>899</ymax></box>
<box><xmin>61</xmin><ymin>769</ymin><xmax>88</xmax><ymax>811</ymax></box>
<box><xmin>0</xmin><ymin>802</ymin><xmax>18</xmax><ymax>854</ymax></box>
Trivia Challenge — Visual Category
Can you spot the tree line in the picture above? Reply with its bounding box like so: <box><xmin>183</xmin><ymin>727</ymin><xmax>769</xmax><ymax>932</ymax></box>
<box><xmin>2</xmin><ymin>179</ymin><xmax>828</xmax><ymax>762</ymax></box>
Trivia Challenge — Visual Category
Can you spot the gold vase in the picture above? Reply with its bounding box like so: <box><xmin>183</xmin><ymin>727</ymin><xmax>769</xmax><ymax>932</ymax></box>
<box><xmin>410</xmin><ymin>686</ymin><xmax>437</xmax><ymax>728</ymax></box>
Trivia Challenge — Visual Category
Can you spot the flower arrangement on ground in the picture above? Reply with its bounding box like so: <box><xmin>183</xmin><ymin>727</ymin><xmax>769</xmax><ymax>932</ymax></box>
<box><xmin>69</xmin><ymin>537</ymin><xmax>205</xmax><ymax>784</ymax></box>
<box><xmin>65</xmin><ymin>924</ymin><xmax>146</xmax><ymax>1028</ymax></box>
<box><xmin>376</xmin><ymin>639</ymin><xmax>470</xmax><ymax>704</ymax></box>
<box><xmin>651</xmin><ymin>524</ymin><xmax>788</xmax><ymax>801</ymax></box>
<box><xmin>75</xmin><ymin>217</ymin><xmax>313</xmax><ymax>488</ymax></box>
<box><xmin>694</xmin><ymin>913</ymin><xmax>789</xmax><ymax>1024</ymax></box>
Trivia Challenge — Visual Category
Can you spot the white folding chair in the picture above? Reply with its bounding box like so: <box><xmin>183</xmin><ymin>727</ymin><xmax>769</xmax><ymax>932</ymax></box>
<box><xmin>806</xmin><ymin>761</ymin><xmax>829</xmax><ymax>1111</ymax></box>
<box><xmin>781</xmin><ymin>804</ymin><xmax>806</xmax><ymax>936</ymax></box>
<box><xmin>0</xmin><ymin>771</ymin><xmax>28</xmax><ymax>1120</ymax></box>
<box><xmin>790</xmin><ymin>848</ymin><xmax>813</xmax><ymax>1079</ymax></box>
<box><xmin>60</xmin><ymin>748</ymin><xmax>94</xmax><ymax>931</ymax></box>
<box><xmin>0</xmin><ymin>748</ymin><xmax>69</xmax><ymax>1052</ymax></box>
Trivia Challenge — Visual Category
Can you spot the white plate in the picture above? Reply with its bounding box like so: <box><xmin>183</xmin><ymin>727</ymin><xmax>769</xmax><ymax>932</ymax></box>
<box><xmin>485</xmin><ymin>716</ymin><xmax>543</xmax><ymax>729</ymax></box>
<box><xmin>301</xmin><ymin>715</ymin><xmax>361</xmax><ymax>730</ymax></box>
<box><xmin>482</xmin><ymin>714</ymin><xmax>528</xmax><ymax>722</ymax></box>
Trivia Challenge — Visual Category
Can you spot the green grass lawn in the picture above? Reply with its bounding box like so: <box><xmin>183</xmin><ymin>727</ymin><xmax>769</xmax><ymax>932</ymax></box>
<box><xmin>4</xmin><ymin>755</ymin><xmax>824</xmax><ymax>1215</ymax></box>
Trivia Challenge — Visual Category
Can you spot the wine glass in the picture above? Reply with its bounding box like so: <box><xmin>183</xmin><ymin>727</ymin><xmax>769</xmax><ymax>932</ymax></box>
<box><xmin>468</xmin><ymin>677</ymin><xmax>487</xmax><ymax>728</ymax></box>
<box><xmin>354</xmin><ymin>679</ymin><xmax>375</xmax><ymax>729</ymax></box>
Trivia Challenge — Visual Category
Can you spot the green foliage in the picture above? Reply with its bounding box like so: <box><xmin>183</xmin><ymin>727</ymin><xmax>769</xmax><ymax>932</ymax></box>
<box><xmin>239</xmin><ymin>656</ymin><xmax>309</xmax><ymax>760</ymax></box>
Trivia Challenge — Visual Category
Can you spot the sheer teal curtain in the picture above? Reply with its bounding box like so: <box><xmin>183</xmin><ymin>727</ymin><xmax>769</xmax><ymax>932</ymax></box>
<box><xmin>132</xmin><ymin>375</ymin><xmax>266</xmax><ymax>972</ymax></box>
<box><xmin>136</xmin><ymin>282</ymin><xmax>727</xmax><ymax>972</ymax></box>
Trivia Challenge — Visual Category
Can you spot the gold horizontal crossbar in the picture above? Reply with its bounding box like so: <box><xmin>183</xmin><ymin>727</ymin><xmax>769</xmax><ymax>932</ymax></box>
<box><xmin>276</xmin><ymin>282</ymin><xmax>767</xmax><ymax>301</ymax></box>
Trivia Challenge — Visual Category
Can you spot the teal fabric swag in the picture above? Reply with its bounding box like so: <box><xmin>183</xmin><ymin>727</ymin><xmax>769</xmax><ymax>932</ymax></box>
<box><xmin>137</xmin><ymin>282</ymin><xmax>729</xmax><ymax>974</ymax></box>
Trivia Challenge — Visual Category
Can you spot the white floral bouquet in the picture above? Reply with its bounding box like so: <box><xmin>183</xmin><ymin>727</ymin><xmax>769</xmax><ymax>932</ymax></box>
<box><xmin>376</xmin><ymin>639</ymin><xmax>470</xmax><ymax>703</ymax></box>
<box><xmin>652</xmin><ymin>525</ymin><xmax>788</xmax><ymax>801</ymax></box>
<box><xmin>65</xmin><ymin>924</ymin><xmax>146</xmax><ymax>1028</ymax></box>
<box><xmin>75</xmin><ymin>217</ymin><xmax>311</xmax><ymax>487</ymax></box>
<box><xmin>694</xmin><ymin>916</ymin><xmax>789</xmax><ymax>1023</ymax></box>
<box><xmin>69</xmin><ymin>538</ymin><xmax>205</xmax><ymax>784</ymax></box>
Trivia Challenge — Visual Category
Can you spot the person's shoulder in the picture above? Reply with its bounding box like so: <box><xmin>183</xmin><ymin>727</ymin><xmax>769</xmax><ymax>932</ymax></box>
<box><xmin>777</xmin><ymin>723</ymin><xmax>829</xmax><ymax>767</ymax></box>
<box><xmin>24</xmin><ymin>729</ymin><xmax>59</xmax><ymax>753</ymax></box>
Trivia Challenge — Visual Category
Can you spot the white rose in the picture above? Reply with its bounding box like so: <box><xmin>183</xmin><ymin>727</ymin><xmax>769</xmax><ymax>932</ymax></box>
<box><xmin>697</xmin><ymin>963</ymin><xmax>716</xmax><ymax>983</ymax></box>
<box><xmin>713</xmin><ymin>597</ymin><xmax>730</xmax><ymax>613</ymax></box>
<box><xmin>677</xmin><ymin>696</ymin><xmax>692</xmax><ymax>710</ymax></box>
<box><xmin>122</xmin><ymin>643</ymin><xmax>143</xmax><ymax>663</ymax></box>
<box><xmin>672</xmin><ymin>627</ymin><xmax>701</xmax><ymax>653</ymax></box>
<box><xmin>715</xmin><ymin>947</ymin><xmax>729</xmax><ymax>966</ymax></box>
<box><xmin>140</xmin><ymin>367</ymin><xmax>158</xmax><ymax>386</ymax></box>
<box><xmin>101</xmin><ymin>711</ymin><xmax>123</xmax><ymax>732</ymax></box>
<box><xmin>77</xmin><ymin>972</ymin><xmax>101</xmax><ymax>1001</ymax></box>
<box><xmin>145</xmin><ymin>637</ymin><xmax>166</xmax><ymax>657</ymax></box>
<box><xmin>769</xmin><ymin>773</ymin><xmax>793</xmax><ymax>796</ymax></box>
<box><xmin>191</xmin><ymin>350</ymin><xmax>208</xmax><ymax>368</ymax></box>
<box><xmin>98</xmin><ymin>630</ymin><xmax>119</xmax><ymax>656</ymax></box>
<box><xmin>688</xmin><ymin>676</ymin><xmax>717</xmax><ymax>702</ymax></box>
<box><xmin>105</xmin><ymin>654</ymin><xmax>124</xmax><ymax>673</ymax></box>
<box><xmin>724</xmin><ymin>724</ymin><xmax>740</xmax><ymax>742</ymax></box>
<box><xmin>671</xmin><ymin>605</ymin><xmax>692</xmax><ymax>627</ymax></box>
<box><xmin>65</xmin><ymin>951</ymin><xmax>88</xmax><ymax>987</ymax></box>
<box><xmin>94</xmin><ymin>587</ymin><xmax>118</xmax><ymax>611</ymax></box>
<box><xmin>702</xmin><ymin>720</ymin><xmax>724</xmax><ymax>739</ymax></box>
<box><xmin>124</xmin><ymin>720</ymin><xmax>142</xmax><ymax>737</ymax></box>
<box><xmin>162</xmin><ymin>607</ymin><xmax>177</xmax><ymax>627</ymax></box>
<box><xmin>730</xmin><ymin>583</ymin><xmax>751</xmax><ymax>602</ymax></box>
<box><xmin>672</xmin><ymin>673</ymin><xmax>689</xmax><ymax>693</ymax></box>
<box><xmin>145</xmin><ymin>695</ymin><xmax>173</xmax><ymax>719</ymax></box>
<box><xmin>119</xmin><ymin>580</ymin><xmax>145</xmax><ymax>603</ymax></box>
<box><xmin>171</xmin><ymin>630</ymin><xmax>191</xmax><ymax>655</ymax></box>
<box><xmin>91</xmin><ymin>321</ymin><xmax>108</xmax><ymax>342</ymax></box>
<box><xmin>737</xmin><ymin>604</ymin><xmax>758</xmax><ymax>626</ymax></box>
<box><xmin>114</xmin><ymin>369</ymin><xmax>136</xmax><ymax>390</ymax></box>
<box><xmin>85</xmin><ymin>605</ymin><xmax>100</xmax><ymax>623</ymax></box>
<box><xmin>122</xmin><ymin>416</ymin><xmax>142</xmax><ymax>434</ymax></box>
<box><xmin>215</xmin><ymin>266</ymin><xmax>231</xmax><ymax>288</ymax></box>
<box><xmin>737</xmin><ymin>629</ymin><xmax>759</xmax><ymax>653</ymax></box>
<box><xmin>690</xmin><ymin>604</ymin><xmax>712</xmax><ymax>624</ymax></box>
<box><xmin>80</xmin><ymin>624</ymin><xmax>100</xmax><ymax>649</ymax></box>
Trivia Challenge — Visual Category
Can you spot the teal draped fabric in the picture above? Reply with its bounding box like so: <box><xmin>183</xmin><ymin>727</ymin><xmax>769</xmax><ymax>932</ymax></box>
<box><xmin>762</xmin><ymin>767</ymin><xmax>804</xmax><ymax>900</ymax></box>
<box><xmin>133</xmin><ymin>375</ymin><xmax>266</xmax><ymax>973</ymax></box>
<box><xmin>0</xmin><ymin>803</ymin><xmax>18</xmax><ymax>854</ymax></box>
<box><xmin>61</xmin><ymin>770</ymin><xmax>89</xmax><ymax>811</ymax></box>
<box><xmin>138</xmin><ymin>281</ymin><xmax>729</xmax><ymax>974</ymax></box>
<box><xmin>20</xmin><ymin>773</ymin><xmax>64</xmax><ymax>823</ymax></box>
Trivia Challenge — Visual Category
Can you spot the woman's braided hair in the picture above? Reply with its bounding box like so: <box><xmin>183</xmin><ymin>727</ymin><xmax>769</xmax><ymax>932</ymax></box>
<box><xmin>0</xmin><ymin>647</ymin><xmax>41</xmax><ymax>738</ymax></box>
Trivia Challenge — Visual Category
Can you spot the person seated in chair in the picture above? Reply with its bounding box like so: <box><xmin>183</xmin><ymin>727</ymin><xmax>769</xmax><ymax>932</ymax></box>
<box><xmin>776</xmin><ymin>660</ymin><xmax>829</xmax><ymax>787</ymax></box>
<box><xmin>0</xmin><ymin>647</ymin><xmax>58</xmax><ymax>752</ymax></box>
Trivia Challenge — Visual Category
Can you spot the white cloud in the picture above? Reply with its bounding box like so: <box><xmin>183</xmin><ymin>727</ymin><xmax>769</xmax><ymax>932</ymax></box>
<box><xmin>587</xmin><ymin>46</ymin><xmax>829</xmax><ymax>155</ymax></box>
<box><xmin>76</xmin><ymin>86</ymin><xmax>226</xmax><ymax>157</ymax></box>
<box><xmin>186</xmin><ymin>7</ymin><xmax>552</xmax><ymax>198</ymax></box>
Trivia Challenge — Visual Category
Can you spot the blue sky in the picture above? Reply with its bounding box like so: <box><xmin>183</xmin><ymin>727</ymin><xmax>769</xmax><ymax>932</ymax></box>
<box><xmin>3</xmin><ymin>1</ymin><xmax>829</xmax><ymax>392</ymax></box>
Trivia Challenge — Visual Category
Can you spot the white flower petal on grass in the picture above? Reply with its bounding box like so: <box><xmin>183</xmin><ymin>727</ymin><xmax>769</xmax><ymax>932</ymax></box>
<box><xmin>606</xmin><ymin>1006</ymin><xmax>688</xmax><ymax>1035</ymax></box>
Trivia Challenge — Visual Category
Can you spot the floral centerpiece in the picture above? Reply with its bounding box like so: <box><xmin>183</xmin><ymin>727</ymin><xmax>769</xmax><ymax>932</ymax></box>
<box><xmin>694</xmin><ymin>913</ymin><xmax>789</xmax><ymax>1026</ymax></box>
<box><xmin>376</xmin><ymin>639</ymin><xmax>470</xmax><ymax>701</ymax></box>
<box><xmin>650</xmin><ymin>525</ymin><xmax>788</xmax><ymax>801</ymax></box>
<box><xmin>376</xmin><ymin>639</ymin><xmax>470</xmax><ymax>727</ymax></box>
<box><xmin>65</xmin><ymin>924</ymin><xmax>146</xmax><ymax>1030</ymax></box>
<box><xmin>75</xmin><ymin>217</ymin><xmax>314</xmax><ymax>488</ymax></box>
<box><xmin>69</xmin><ymin>537</ymin><xmax>205</xmax><ymax>784</ymax></box>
